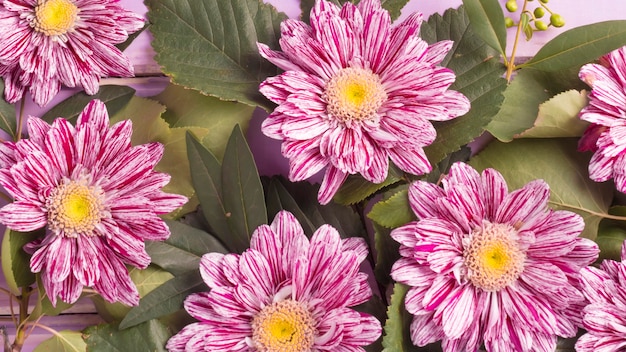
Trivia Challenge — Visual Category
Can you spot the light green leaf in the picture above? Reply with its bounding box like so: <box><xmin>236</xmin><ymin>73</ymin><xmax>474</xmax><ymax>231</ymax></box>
<box><xmin>382</xmin><ymin>283</ymin><xmax>421</xmax><ymax>352</ymax></box>
<box><xmin>186</xmin><ymin>132</ymin><xmax>236</xmax><ymax>250</ymax></box>
<box><xmin>33</xmin><ymin>330</ymin><xmax>86</xmax><ymax>352</ymax></box>
<box><xmin>145</xmin><ymin>0</ymin><xmax>286</xmax><ymax>109</ymax></box>
<box><xmin>119</xmin><ymin>270</ymin><xmax>205</xmax><ymax>329</ymax></box>
<box><xmin>222</xmin><ymin>125</ymin><xmax>268</xmax><ymax>248</ymax></box>
<box><xmin>0</xmin><ymin>78</ymin><xmax>17</xmax><ymax>140</ymax></box>
<box><xmin>153</xmin><ymin>84</ymin><xmax>256</xmax><ymax>159</ymax></box>
<box><xmin>368</xmin><ymin>187</ymin><xmax>415</xmax><ymax>229</ymax></box>
<box><xmin>1</xmin><ymin>229</ymin><xmax>41</xmax><ymax>294</ymax></box>
<box><xmin>41</xmin><ymin>85</ymin><xmax>135</xmax><ymax>124</ymax></box>
<box><xmin>520</xmin><ymin>20</ymin><xmax>626</xmax><ymax>71</ymax></box>
<box><xmin>470</xmin><ymin>138</ymin><xmax>613</xmax><ymax>239</ymax></box>
<box><xmin>421</xmin><ymin>5</ymin><xmax>507</xmax><ymax>166</ymax></box>
<box><xmin>84</xmin><ymin>320</ymin><xmax>171</xmax><ymax>352</ymax></box>
<box><xmin>110</xmin><ymin>96</ymin><xmax>208</xmax><ymax>218</ymax></box>
<box><xmin>462</xmin><ymin>0</ymin><xmax>507</xmax><ymax>56</ymax></box>
<box><xmin>485</xmin><ymin>69</ymin><xmax>552</xmax><ymax>142</ymax></box>
<box><xmin>518</xmin><ymin>90</ymin><xmax>589</xmax><ymax>138</ymax></box>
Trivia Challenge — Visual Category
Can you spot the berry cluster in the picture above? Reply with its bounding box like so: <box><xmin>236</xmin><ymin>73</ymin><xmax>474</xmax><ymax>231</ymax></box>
<box><xmin>504</xmin><ymin>0</ymin><xmax>565</xmax><ymax>39</ymax></box>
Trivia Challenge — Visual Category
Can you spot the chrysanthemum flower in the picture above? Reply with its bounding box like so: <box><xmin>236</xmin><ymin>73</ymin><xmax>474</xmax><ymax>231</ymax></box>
<box><xmin>576</xmin><ymin>241</ymin><xmax>626</xmax><ymax>351</ymax></box>
<box><xmin>257</xmin><ymin>0</ymin><xmax>470</xmax><ymax>204</ymax></box>
<box><xmin>578</xmin><ymin>46</ymin><xmax>626</xmax><ymax>192</ymax></box>
<box><xmin>390</xmin><ymin>162</ymin><xmax>598</xmax><ymax>351</ymax></box>
<box><xmin>166</xmin><ymin>210</ymin><xmax>381</xmax><ymax>351</ymax></box>
<box><xmin>0</xmin><ymin>100</ymin><xmax>187</xmax><ymax>306</ymax></box>
<box><xmin>0</xmin><ymin>0</ymin><xmax>144</xmax><ymax>106</ymax></box>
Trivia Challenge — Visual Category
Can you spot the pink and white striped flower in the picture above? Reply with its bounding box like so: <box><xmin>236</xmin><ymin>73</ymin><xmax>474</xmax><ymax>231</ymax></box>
<box><xmin>166</xmin><ymin>210</ymin><xmax>381</xmax><ymax>352</ymax></box>
<box><xmin>576</xmin><ymin>241</ymin><xmax>626</xmax><ymax>352</ymax></box>
<box><xmin>0</xmin><ymin>100</ymin><xmax>187</xmax><ymax>306</ymax></box>
<box><xmin>390</xmin><ymin>162</ymin><xmax>598</xmax><ymax>352</ymax></box>
<box><xmin>257</xmin><ymin>0</ymin><xmax>470</xmax><ymax>204</ymax></box>
<box><xmin>0</xmin><ymin>0</ymin><xmax>144</xmax><ymax>106</ymax></box>
<box><xmin>578</xmin><ymin>46</ymin><xmax>626</xmax><ymax>193</ymax></box>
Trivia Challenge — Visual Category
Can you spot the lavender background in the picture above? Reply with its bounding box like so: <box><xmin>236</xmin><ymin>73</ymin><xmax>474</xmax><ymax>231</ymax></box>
<box><xmin>1</xmin><ymin>0</ymin><xmax>624</xmax><ymax>350</ymax></box>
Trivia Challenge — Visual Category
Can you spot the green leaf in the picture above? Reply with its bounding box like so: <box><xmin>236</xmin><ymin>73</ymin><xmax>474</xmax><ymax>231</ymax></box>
<box><xmin>31</xmin><ymin>276</ymin><xmax>77</xmax><ymax>319</ymax></box>
<box><xmin>462</xmin><ymin>0</ymin><xmax>507</xmax><ymax>56</ymax></box>
<box><xmin>381</xmin><ymin>0</ymin><xmax>411</xmax><ymax>21</ymax></box>
<box><xmin>119</xmin><ymin>270</ymin><xmax>205</xmax><ymax>329</ymax></box>
<box><xmin>264</xmin><ymin>177</ymin><xmax>318</xmax><ymax>236</ymax></box>
<box><xmin>1</xmin><ymin>229</ymin><xmax>41</xmax><ymax>294</ymax></box>
<box><xmin>40</xmin><ymin>85</ymin><xmax>135</xmax><ymax>124</ymax></box>
<box><xmin>110</xmin><ymin>96</ymin><xmax>207</xmax><ymax>218</ymax></box>
<box><xmin>186</xmin><ymin>132</ymin><xmax>236</xmax><ymax>250</ymax></box>
<box><xmin>368</xmin><ymin>186</ymin><xmax>415</xmax><ymax>229</ymax></box>
<box><xmin>115</xmin><ymin>23</ymin><xmax>150</xmax><ymax>52</ymax></box>
<box><xmin>382</xmin><ymin>283</ymin><xmax>421</xmax><ymax>352</ymax></box>
<box><xmin>0</xmin><ymin>78</ymin><xmax>17</xmax><ymax>140</ymax></box>
<box><xmin>33</xmin><ymin>330</ymin><xmax>86</xmax><ymax>352</ymax></box>
<box><xmin>518</xmin><ymin>90</ymin><xmax>589</xmax><ymax>138</ymax></box>
<box><xmin>470</xmin><ymin>138</ymin><xmax>614</xmax><ymax>239</ymax></box>
<box><xmin>145</xmin><ymin>0</ymin><xmax>287</xmax><ymax>109</ymax></box>
<box><xmin>596</xmin><ymin>227</ymin><xmax>626</xmax><ymax>261</ymax></box>
<box><xmin>485</xmin><ymin>69</ymin><xmax>552</xmax><ymax>142</ymax></box>
<box><xmin>334</xmin><ymin>165</ymin><xmax>402</xmax><ymax>205</ymax></box>
<box><xmin>84</xmin><ymin>320</ymin><xmax>171</xmax><ymax>352</ymax></box>
<box><xmin>92</xmin><ymin>266</ymin><xmax>174</xmax><ymax>322</ymax></box>
<box><xmin>152</xmin><ymin>83</ymin><xmax>256</xmax><ymax>159</ymax></box>
<box><xmin>221</xmin><ymin>125</ymin><xmax>267</xmax><ymax>250</ymax></box>
<box><xmin>146</xmin><ymin>221</ymin><xmax>227</xmax><ymax>276</ymax></box>
<box><xmin>421</xmin><ymin>5</ymin><xmax>507</xmax><ymax>166</ymax></box>
<box><xmin>520</xmin><ymin>20</ymin><xmax>626</xmax><ymax>71</ymax></box>
<box><xmin>373</xmin><ymin>222</ymin><xmax>400</xmax><ymax>287</ymax></box>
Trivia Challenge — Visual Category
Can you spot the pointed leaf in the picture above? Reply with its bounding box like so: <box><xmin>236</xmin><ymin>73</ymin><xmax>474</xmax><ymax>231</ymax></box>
<box><xmin>152</xmin><ymin>84</ymin><xmax>256</xmax><ymax>159</ymax></box>
<box><xmin>145</xmin><ymin>0</ymin><xmax>287</xmax><ymax>109</ymax></box>
<box><xmin>382</xmin><ymin>283</ymin><xmax>421</xmax><ymax>352</ymax></box>
<box><xmin>84</xmin><ymin>320</ymin><xmax>171</xmax><ymax>352</ymax></box>
<box><xmin>264</xmin><ymin>177</ymin><xmax>318</xmax><ymax>236</ymax></box>
<box><xmin>470</xmin><ymin>138</ymin><xmax>613</xmax><ymax>239</ymax></box>
<box><xmin>41</xmin><ymin>85</ymin><xmax>135</xmax><ymax>124</ymax></box>
<box><xmin>0</xmin><ymin>78</ymin><xmax>17</xmax><ymax>140</ymax></box>
<box><xmin>164</xmin><ymin>220</ymin><xmax>228</xmax><ymax>257</ymax></box>
<box><xmin>186</xmin><ymin>132</ymin><xmax>237</xmax><ymax>251</ymax></box>
<box><xmin>33</xmin><ymin>331</ymin><xmax>86</xmax><ymax>352</ymax></box>
<box><xmin>421</xmin><ymin>5</ymin><xmax>507</xmax><ymax>166</ymax></box>
<box><xmin>221</xmin><ymin>125</ymin><xmax>267</xmax><ymax>250</ymax></box>
<box><xmin>334</xmin><ymin>165</ymin><xmax>403</xmax><ymax>205</ymax></box>
<box><xmin>519</xmin><ymin>90</ymin><xmax>589</xmax><ymax>138</ymax></box>
<box><xmin>368</xmin><ymin>186</ymin><xmax>415</xmax><ymax>229</ymax></box>
<box><xmin>520</xmin><ymin>20</ymin><xmax>626</xmax><ymax>71</ymax></box>
<box><xmin>462</xmin><ymin>0</ymin><xmax>507</xmax><ymax>56</ymax></box>
<box><xmin>119</xmin><ymin>270</ymin><xmax>205</xmax><ymax>329</ymax></box>
<box><xmin>373</xmin><ymin>222</ymin><xmax>400</xmax><ymax>287</ymax></box>
<box><xmin>1</xmin><ymin>229</ymin><xmax>41</xmax><ymax>294</ymax></box>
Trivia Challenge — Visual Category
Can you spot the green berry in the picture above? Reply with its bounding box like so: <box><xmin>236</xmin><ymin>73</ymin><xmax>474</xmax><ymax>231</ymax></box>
<box><xmin>533</xmin><ymin>7</ymin><xmax>545</xmax><ymax>18</ymax></box>
<box><xmin>535</xmin><ymin>20</ymin><xmax>548</xmax><ymax>31</ymax></box>
<box><xmin>550</xmin><ymin>13</ymin><xmax>565</xmax><ymax>27</ymax></box>
<box><xmin>539</xmin><ymin>0</ymin><xmax>549</xmax><ymax>3</ymax></box>
<box><xmin>504</xmin><ymin>17</ymin><xmax>515</xmax><ymax>28</ymax></box>
<box><xmin>505</xmin><ymin>0</ymin><xmax>518</xmax><ymax>12</ymax></box>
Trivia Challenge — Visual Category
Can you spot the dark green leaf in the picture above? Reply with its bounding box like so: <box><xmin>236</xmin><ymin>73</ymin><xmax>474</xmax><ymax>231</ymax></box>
<box><xmin>84</xmin><ymin>320</ymin><xmax>171</xmax><ymax>352</ymax></box>
<box><xmin>381</xmin><ymin>0</ymin><xmax>411</xmax><ymax>21</ymax></box>
<box><xmin>119</xmin><ymin>270</ymin><xmax>205</xmax><ymax>329</ymax></box>
<box><xmin>421</xmin><ymin>5</ymin><xmax>507</xmax><ymax>166</ymax></box>
<box><xmin>356</xmin><ymin>295</ymin><xmax>386</xmax><ymax>352</ymax></box>
<box><xmin>221</xmin><ymin>125</ymin><xmax>267</xmax><ymax>250</ymax></box>
<box><xmin>145</xmin><ymin>0</ymin><xmax>287</xmax><ymax>109</ymax></box>
<box><xmin>40</xmin><ymin>85</ymin><xmax>135</xmax><ymax>124</ymax></box>
<box><xmin>115</xmin><ymin>23</ymin><xmax>150</xmax><ymax>52</ymax></box>
<box><xmin>596</xmin><ymin>227</ymin><xmax>626</xmax><ymax>261</ymax></box>
<box><xmin>264</xmin><ymin>177</ymin><xmax>318</xmax><ymax>236</ymax></box>
<box><xmin>520</xmin><ymin>20</ymin><xmax>626</xmax><ymax>71</ymax></box>
<box><xmin>334</xmin><ymin>165</ymin><xmax>403</xmax><ymax>205</ymax></box>
<box><xmin>0</xmin><ymin>78</ymin><xmax>17</xmax><ymax>140</ymax></box>
<box><xmin>1</xmin><ymin>229</ymin><xmax>42</xmax><ymax>293</ymax></box>
<box><xmin>462</xmin><ymin>0</ymin><xmax>507</xmax><ymax>56</ymax></box>
<box><xmin>368</xmin><ymin>186</ymin><xmax>415</xmax><ymax>229</ymax></box>
<box><xmin>373</xmin><ymin>222</ymin><xmax>400</xmax><ymax>288</ymax></box>
<box><xmin>382</xmin><ymin>283</ymin><xmax>421</xmax><ymax>352</ymax></box>
<box><xmin>186</xmin><ymin>132</ymin><xmax>235</xmax><ymax>251</ymax></box>
<box><xmin>470</xmin><ymin>138</ymin><xmax>614</xmax><ymax>239</ymax></box>
<box><xmin>146</xmin><ymin>221</ymin><xmax>227</xmax><ymax>275</ymax></box>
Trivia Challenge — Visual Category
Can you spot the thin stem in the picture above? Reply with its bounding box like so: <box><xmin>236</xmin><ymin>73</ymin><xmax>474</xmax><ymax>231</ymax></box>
<box><xmin>0</xmin><ymin>287</ymin><xmax>13</xmax><ymax>297</ymax></box>
<box><xmin>505</xmin><ymin>0</ymin><xmax>529</xmax><ymax>82</ymax></box>
<box><xmin>549</xmin><ymin>202</ymin><xmax>626</xmax><ymax>221</ymax></box>
<box><xmin>11</xmin><ymin>287</ymin><xmax>32</xmax><ymax>352</ymax></box>
<box><xmin>15</xmin><ymin>99</ymin><xmax>25</xmax><ymax>142</ymax></box>
<box><xmin>8</xmin><ymin>294</ymin><xmax>17</xmax><ymax>328</ymax></box>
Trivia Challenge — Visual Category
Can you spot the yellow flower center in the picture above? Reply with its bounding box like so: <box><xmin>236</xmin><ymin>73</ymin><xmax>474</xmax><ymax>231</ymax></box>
<box><xmin>251</xmin><ymin>300</ymin><xmax>316</xmax><ymax>352</ymax></box>
<box><xmin>46</xmin><ymin>178</ymin><xmax>106</xmax><ymax>237</ymax></box>
<box><xmin>324</xmin><ymin>67</ymin><xmax>387</xmax><ymax>123</ymax></box>
<box><xmin>33</xmin><ymin>0</ymin><xmax>79</xmax><ymax>36</ymax></box>
<box><xmin>463</xmin><ymin>222</ymin><xmax>526</xmax><ymax>291</ymax></box>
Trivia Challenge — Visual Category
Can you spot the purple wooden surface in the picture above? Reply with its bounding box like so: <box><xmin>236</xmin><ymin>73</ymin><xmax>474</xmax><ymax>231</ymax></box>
<box><xmin>1</xmin><ymin>0</ymin><xmax>624</xmax><ymax>350</ymax></box>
